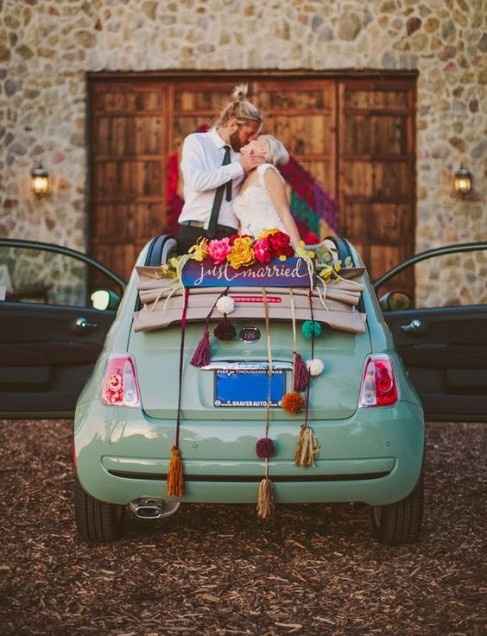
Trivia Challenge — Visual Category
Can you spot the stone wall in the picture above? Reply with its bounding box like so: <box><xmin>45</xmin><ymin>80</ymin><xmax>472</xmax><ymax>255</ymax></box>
<box><xmin>1</xmin><ymin>0</ymin><xmax>486</xmax><ymax>304</ymax></box>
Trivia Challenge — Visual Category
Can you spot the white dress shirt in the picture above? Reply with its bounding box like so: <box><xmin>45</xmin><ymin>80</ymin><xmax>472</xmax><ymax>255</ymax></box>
<box><xmin>178</xmin><ymin>128</ymin><xmax>244</xmax><ymax>230</ymax></box>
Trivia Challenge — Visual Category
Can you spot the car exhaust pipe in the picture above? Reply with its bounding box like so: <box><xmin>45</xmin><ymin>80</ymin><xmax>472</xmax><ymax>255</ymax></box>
<box><xmin>129</xmin><ymin>497</ymin><xmax>180</xmax><ymax>520</ymax></box>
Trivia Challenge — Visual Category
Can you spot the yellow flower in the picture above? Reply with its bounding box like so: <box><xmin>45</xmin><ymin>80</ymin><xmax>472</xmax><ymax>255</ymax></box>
<box><xmin>227</xmin><ymin>236</ymin><xmax>255</xmax><ymax>269</ymax></box>
<box><xmin>319</xmin><ymin>262</ymin><xmax>342</xmax><ymax>282</ymax></box>
<box><xmin>158</xmin><ymin>264</ymin><xmax>177</xmax><ymax>279</ymax></box>
<box><xmin>168</xmin><ymin>256</ymin><xmax>181</xmax><ymax>270</ymax></box>
<box><xmin>188</xmin><ymin>238</ymin><xmax>209</xmax><ymax>262</ymax></box>
<box><xmin>257</xmin><ymin>228</ymin><xmax>280</xmax><ymax>240</ymax></box>
<box><xmin>295</xmin><ymin>240</ymin><xmax>315</xmax><ymax>261</ymax></box>
<box><xmin>319</xmin><ymin>265</ymin><xmax>334</xmax><ymax>283</ymax></box>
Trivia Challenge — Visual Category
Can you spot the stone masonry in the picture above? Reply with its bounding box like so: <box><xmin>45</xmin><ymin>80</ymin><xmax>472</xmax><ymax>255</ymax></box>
<box><xmin>0</xmin><ymin>0</ymin><xmax>486</xmax><ymax>305</ymax></box>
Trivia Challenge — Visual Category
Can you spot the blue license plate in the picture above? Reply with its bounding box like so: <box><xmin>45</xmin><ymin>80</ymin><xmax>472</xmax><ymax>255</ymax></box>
<box><xmin>214</xmin><ymin>369</ymin><xmax>286</xmax><ymax>407</ymax></box>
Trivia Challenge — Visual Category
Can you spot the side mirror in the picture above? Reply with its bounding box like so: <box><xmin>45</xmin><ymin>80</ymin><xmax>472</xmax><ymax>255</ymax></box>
<box><xmin>379</xmin><ymin>291</ymin><xmax>412</xmax><ymax>312</ymax></box>
<box><xmin>90</xmin><ymin>289</ymin><xmax>121</xmax><ymax>311</ymax></box>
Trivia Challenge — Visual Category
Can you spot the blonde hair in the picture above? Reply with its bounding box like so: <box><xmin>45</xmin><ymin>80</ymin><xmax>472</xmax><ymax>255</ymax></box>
<box><xmin>215</xmin><ymin>84</ymin><xmax>263</xmax><ymax>129</ymax></box>
<box><xmin>259</xmin><ymin>134</ymin><xmax>289</xmax><ymax>166</ymax></box>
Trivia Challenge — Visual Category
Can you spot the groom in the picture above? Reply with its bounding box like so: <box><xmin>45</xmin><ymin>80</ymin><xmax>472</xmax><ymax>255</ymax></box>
<box><xmin>177</xmin><ymin>86</ymin><xmax>265</xmax><ymax>254</ymax></box>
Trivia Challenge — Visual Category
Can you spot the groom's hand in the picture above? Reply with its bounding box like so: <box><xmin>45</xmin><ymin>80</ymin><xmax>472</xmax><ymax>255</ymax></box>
<box><xmin>240</xmin><ymin>154</ymin><xmax>266</xmax><ymax>173</ymax></box>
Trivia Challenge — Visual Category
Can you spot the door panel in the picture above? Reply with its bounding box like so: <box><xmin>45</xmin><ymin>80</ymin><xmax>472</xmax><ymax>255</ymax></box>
<box><xmin>0</xmin><ymin>241</ymin><xmax>125</xmax><ymax>418</ymax></box>
<box><xmin>90</xmin><ymin>82</ymin><xmax>168</xmax><ymax>279</ymax></box>
<box><xmin>384</xmin><ymin>306</ymin><xmax>487</xmax><ymax>420</ymax></box>
<box><xmin>252</xmin><ymin>80</ymin><xmax>337</xmax><ymax>200</ymax></box>
<box><xmin>0</xmin><ymin>302</ymin><xmax>114</xmax><ymax>415</ymax></box>
<box><xmin>339</xmin><ymin>79</ymin><xmax>416</xmax><ymax>300</ymax></box>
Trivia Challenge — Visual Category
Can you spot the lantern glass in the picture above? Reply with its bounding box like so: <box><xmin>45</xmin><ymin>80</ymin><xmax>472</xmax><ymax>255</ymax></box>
<box><xmin>31</xmin><ymin>164</ymin><xmax>50</xmax><ymax>197</ymax></box>
<box><xmin>453</xmin><ymin>167</ymin><xmax>472</xmax><ymax>195</ymax></box>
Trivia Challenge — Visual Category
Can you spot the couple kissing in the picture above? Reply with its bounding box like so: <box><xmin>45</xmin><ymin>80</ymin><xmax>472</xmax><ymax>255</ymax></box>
<box><xmin>177</xmin><ymin>84</ymin><xmax>301</xmax><ymax>255</ymax></box>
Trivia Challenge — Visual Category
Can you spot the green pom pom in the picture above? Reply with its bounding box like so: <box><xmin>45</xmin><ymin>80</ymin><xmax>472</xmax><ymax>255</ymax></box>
<box><xmin>302</xmin><ymin>320</ymin><xmax>322</xmax><ymax>339</ymax></box>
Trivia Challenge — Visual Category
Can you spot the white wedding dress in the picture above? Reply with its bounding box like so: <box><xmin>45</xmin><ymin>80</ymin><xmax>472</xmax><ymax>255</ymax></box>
<box><xmin>233</xmin><ymin>163</ymin><xmax>288</xmax><ymax>238</ymax></box>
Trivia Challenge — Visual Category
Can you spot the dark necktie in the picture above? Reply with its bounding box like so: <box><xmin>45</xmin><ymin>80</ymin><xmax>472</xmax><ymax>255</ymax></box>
<box><xmin>207</xmin><ymin>145</ymin><xmax>233</xmax><ymax>238</ymax></box>
<box><xmin>222</xmin><ymin>145</ymin><xmax>232</xmax><ymax>202</ymax></box>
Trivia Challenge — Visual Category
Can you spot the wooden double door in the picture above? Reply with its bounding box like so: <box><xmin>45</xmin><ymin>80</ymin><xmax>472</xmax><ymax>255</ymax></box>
<box><xmin>89</xmin><ymin>74</ymin><xmax>416</xmax><ymax>295</ymax></box>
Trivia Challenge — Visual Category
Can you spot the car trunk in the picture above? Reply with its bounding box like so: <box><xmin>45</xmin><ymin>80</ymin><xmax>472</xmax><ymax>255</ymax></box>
<box><xmin>129</xmin><ymin>318</ymin><xmax>371</xmax><ymax>421</ymax></box>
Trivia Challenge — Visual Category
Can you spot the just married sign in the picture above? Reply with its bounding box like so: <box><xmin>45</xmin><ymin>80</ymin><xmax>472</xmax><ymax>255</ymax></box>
<box><xmin>181</xmin><ymin>257</ymin><xmax>311</xmax><ymax>288</ymax></box>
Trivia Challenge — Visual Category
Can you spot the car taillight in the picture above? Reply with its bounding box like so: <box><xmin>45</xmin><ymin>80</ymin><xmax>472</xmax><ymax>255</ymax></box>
<box><xmin>101</xmin><ymin>354</ymin><xmax>141</xmax><ymax>407</ymax></box>
<box><xmin>359</xmin><ymin>355</ymin><xmax>398</xmax><ymax>407</ymax></box>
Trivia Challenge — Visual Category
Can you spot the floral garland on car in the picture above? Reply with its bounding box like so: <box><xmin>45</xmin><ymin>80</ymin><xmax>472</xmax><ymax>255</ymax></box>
<box><xmin>187</xmin><ymin>228</ymin><xmax>295</xmax><ymax>269</ymax></box>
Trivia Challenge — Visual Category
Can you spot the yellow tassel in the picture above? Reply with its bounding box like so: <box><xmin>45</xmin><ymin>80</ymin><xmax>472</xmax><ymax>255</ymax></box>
<box><xmin>167</xmin><ymin>446</ymin><xmax>184</xmax><ymax>497</ymax></box>
<box><xmin>256</xmin><ymin>477</ymin><xmax>274</xmax><ymax>520</ymax></box>
<box><xmin>294</xmin><ymin>425</ymin><xmax>320</xmax><ymax>467</ymax></box>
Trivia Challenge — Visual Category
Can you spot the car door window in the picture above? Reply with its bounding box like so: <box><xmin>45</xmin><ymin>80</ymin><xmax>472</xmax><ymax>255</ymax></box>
<box><xmin>375</xmin><ymin>248</ymin><xmax>487</xmax><ymax>310</ymax></box>
<box><xmin>0</xmin><ymin>245</ymin><xmax>123</xmax><ymax>308</ymax></box>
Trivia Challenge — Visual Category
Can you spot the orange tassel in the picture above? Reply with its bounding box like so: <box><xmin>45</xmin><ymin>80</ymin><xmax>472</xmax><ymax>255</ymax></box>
<box><xmin>282</xmin><ymin>391</ymin><xmax>305</xmax><ymax>414</ymax></box>
<box><xmin>294</xmin><ymin>425</ymin><xmax>320</xmax><ymax>467</ymax></box>
<box><xmin>256</xmin><ymin>476</ymin><xmax>274</xmax><ymax>520</ymax></box>
<box><xmin>167</xmin><ymin>446</ymin><xmax>184</xmax><ymax>497</ymax></box>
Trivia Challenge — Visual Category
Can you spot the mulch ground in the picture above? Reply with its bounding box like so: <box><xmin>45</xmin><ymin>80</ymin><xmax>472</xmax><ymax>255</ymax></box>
<box><xmin>0</xmin><ymin>420</ymin><xmax>485</xmax><ymax>636</ymax></box>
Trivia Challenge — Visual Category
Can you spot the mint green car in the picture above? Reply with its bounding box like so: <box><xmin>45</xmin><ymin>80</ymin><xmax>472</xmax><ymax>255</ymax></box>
<box><xmin>74</xmin><ymin>235</ymin><xmax>425</xmax><ymax>546</ymax></box>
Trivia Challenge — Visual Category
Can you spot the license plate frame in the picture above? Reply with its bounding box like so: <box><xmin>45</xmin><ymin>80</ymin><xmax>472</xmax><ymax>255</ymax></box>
<box><xmin>214</xmin><ymin>368</ymin><xmax>286</xmax><ymax>408</ymax></box>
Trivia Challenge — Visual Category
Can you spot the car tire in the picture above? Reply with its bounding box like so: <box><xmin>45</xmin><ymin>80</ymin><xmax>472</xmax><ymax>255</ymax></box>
<box><xmin>74</xmin><ymin>477</ymin><xmax>126</xmax><ymax>543</ymax></box>
<box><xmin>369</xmin><ymin>473</ymin><xmax>424</xmax><ymax>546</ymax></box>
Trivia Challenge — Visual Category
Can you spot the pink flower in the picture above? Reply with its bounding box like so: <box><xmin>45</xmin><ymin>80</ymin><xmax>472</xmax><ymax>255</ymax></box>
<box><xmin>253</xmin><ymin>238</ymin><xmax>272</xmax><ymax>264</ymax></box>
<box><xmin>208</xmin><ymin>237</ymin><xmax>231</xmax><ymax>264</ymax></box>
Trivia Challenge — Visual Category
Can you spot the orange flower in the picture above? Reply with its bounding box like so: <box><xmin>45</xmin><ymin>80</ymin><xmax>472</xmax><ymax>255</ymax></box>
<box><xmin>257</xmin><ymin>228</ymin><xmax>280</xmax><ymax>240</ymax></box>
<box><xmin>227</xmin><ymin>236</ymin><xmax>255</xmax><ymax>269</ymax></box>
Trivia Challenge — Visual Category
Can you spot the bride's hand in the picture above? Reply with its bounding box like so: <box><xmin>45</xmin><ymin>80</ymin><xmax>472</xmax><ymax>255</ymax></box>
<box><xmin>240</xmin><ymin>154</ymin><xmax>265</xmax><ymax>173</ymax></box>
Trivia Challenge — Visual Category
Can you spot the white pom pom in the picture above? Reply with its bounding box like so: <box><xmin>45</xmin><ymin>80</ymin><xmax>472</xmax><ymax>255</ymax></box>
<box><xmin>216</xmin><ymin>296</ymin><xmax>235</xmax><ymax>315</ymax></box>
<box><xmin>307</xmin><ymin>358</ymin><xmax>324</xmax><ymax>377</ymax></box>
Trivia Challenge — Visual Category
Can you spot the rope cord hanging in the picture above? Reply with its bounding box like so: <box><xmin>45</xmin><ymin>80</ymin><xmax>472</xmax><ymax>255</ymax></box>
<box><xmin>282</xmin><ymin>291</ymin><xmax>306</xmax><ymax>414</ymax></box>
<box><xmin>304</xmin><ymin>290</ymin><xmax>315</xmax><ymax>429</ymax></box>
<box><xmin>289</xmin><ymin>289</ymin><xmax>309</xmax><ymax>393</ymax></box>
<box><xmin>256</xmin><ymin>287</ymin><xmax>274</xmax><ymax>520</ymax></box>
<box><xmin>263</xmin><ymin>287</ymin><xmax>272</xmax><ymax>442</ymax></box>
<box><xmin>294</xmin><ymin>290</ymin><xmax>320</xmax><ymax>467</ymax></box>
<box><xmin>190</xmin><ymin>287</ymin><xmax>230</xmax><ymax>367</ymax></box>
<box><xmin>167</xmin><ymin>288</ymin><xmax>189</xmax><ymax>497</ymax></box>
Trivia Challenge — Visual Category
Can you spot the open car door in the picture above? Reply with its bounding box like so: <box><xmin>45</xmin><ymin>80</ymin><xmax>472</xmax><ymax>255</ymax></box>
<box><xmin>0</xmin><ymin>239</ymin><xmax>126</xmax><ymax>418</ymax></box>
<box><xmin>373</xmin><ymin>242</ymin><xmax>487</xmax><ymax>422</ymax></box>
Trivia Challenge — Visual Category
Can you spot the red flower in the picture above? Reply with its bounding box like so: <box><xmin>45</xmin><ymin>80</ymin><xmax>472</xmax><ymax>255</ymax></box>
<box><xmin>268</xmin><ymin>231</ymin><xmax>294</xmax><ymax>258</ymax></box>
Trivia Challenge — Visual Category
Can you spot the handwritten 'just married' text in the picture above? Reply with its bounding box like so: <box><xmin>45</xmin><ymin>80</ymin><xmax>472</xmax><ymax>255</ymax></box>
<box><xmin>182</xmin><ymin>257</ymin><xmax>311</xmax><ymax>289</ymax></box>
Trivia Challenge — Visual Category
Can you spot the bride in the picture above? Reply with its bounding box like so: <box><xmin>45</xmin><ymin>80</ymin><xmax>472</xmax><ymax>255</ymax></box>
<box><xmin>233</xmin><ymin>135</ymin><xmax>301</xmax><ymax>247</ymax></box>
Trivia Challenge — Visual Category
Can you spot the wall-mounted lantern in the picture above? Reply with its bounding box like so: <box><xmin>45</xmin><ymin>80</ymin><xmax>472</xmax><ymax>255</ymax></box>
<box><xmin>453</xmin><ymin>165</ymin><xmax>473</xmax><ymax>197</ymax></box>
<box><xmin>31</xmin><ymin>162</ymin><xmax>50</xmax><ymax>197</ymax></box>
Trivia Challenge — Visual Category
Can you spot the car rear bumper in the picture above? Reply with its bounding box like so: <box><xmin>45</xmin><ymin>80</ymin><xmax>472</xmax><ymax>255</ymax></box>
<box><xmin>74</xmin><ymin>399</ymin><xmax>424</xmax><ymax>507</ymax></box>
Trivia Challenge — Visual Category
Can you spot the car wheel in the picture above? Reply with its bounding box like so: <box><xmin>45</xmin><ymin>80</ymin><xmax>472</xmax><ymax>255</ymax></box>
<box><xmin>74</xmin><ymin>477</ymin><xmax>126</xmax><ymax>543</ymax></box>
<box><xmin>370</xmin><ymin>473</ymin><xmax>424</xmax><ymax>546</ymax></box>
